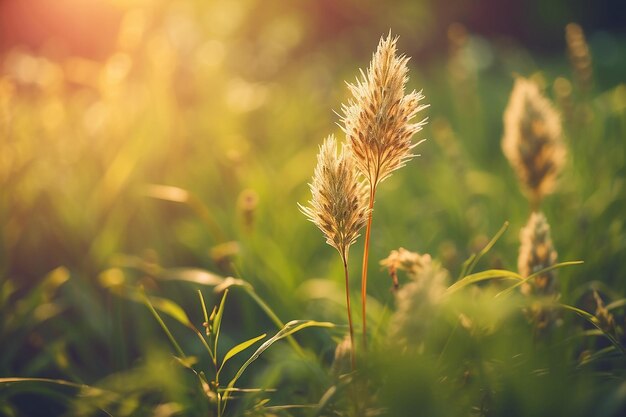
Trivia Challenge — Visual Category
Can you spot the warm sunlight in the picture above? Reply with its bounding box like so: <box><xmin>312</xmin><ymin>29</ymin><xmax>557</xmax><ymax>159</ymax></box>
<box><xmin>1</xmin><ymin>1</ymin><xmax>625</xmax><ymax>416</ymax></box>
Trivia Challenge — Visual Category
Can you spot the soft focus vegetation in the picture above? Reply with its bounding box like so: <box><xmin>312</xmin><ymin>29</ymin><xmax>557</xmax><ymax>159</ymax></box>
<box><xmin>1</xmin><ymin>0</ymin><xmax>625</xmax><ymax>416</ymax></box>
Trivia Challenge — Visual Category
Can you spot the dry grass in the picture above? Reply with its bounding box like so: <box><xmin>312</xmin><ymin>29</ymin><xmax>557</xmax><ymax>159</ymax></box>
<box><xmin>342</xmin><ymin>34</ymin><xmax>429</xmax><ymax>187</ymax></box>
<box><xmin>518</xmin><ymin>211</ymin><xmax>559</xmax><ymax>331</ymax></box>
<box><xmin>502</xmin><ymin>77</ymin><xmax>566</xmax><ymax>209</ymax></box>
<box><xmin>381</xmin><ymin>248</ymin><xmax>449</xmax><ymax>348</ymax></box>
<box><xmin>299</xmin><ymin>134</ymin><xmax>369</xmax><ymax>369</ymax></box>
<box><xmin>299</xmin><ymin>135</ymin><xmax>369</xmax><ymax>261</ymax></box>
<box><xmin>566</xmin><ymin>23</ymin><xmax>593</xmax><ymax>93</ymax></box>
<box><xmin>341</xmin><ymin>33</ymin><xmax>429</xmax><ymax>348</ymax></box>
<box><xmin>519</xmin><ymin>211</ymin><xmax>558</xmax><ymax>297</ymax></box>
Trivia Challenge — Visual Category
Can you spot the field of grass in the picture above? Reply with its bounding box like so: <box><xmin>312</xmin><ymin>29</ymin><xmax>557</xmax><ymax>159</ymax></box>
<box><xmin>1</xmin><ymin>1</ymin><xmax>625</xmax><ymax>416</ymax></box>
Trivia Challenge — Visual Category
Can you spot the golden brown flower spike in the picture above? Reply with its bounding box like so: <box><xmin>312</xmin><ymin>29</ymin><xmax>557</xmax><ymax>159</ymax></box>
<box><xmin>299</xmin><ymin>134</ymin><xmax>369</xmax><ymax>369</ymax></box>
<box><xmin>342</xmin><ymin>33</ymin><xmax>428</xmax><ymax>347</ymax></box>
<box><xmin>565</xmin><ymin>23</ymin><xmax>593</xmax><ymax>93</ymax></box>
<box><xmin>342</xmin><ymin>34</ymin><xmax>429</xmax><ymax>187</ymax></box>
<box><xmin>381</xmin><ymin>249</ymin><xmax>449</xmax><ymax>348</ymax></box>
<box><xmin>299</xmin><ymin>135</ymin><xmax>369</xmax><ymax>261</ymax></box>
<box><xmin>519</xmin><ymin>211</ymin><xmax>558</xmax><ymax>297</ymax></box>
<box><xmin>518</xmin><ymin>211</ymin><xmax>559</xmax><ymax>332</ymax></box>
<box><xmin>502</xmin><ymin>77</ymin><xmax>566</xmax><ymax>210</ymax></box>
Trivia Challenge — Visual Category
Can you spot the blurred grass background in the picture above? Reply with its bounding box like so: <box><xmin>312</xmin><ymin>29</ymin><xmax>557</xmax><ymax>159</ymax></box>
<box><xmin>1</xmin><ymin>0</ymin><xmax>625</xmax><ymax>416</ymax></box>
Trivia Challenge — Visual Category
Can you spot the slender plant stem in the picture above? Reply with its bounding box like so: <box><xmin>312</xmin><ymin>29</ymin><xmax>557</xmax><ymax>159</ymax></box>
<box><xmin>216</xmin><ymin>357</ymin><xmax>222</xmax><ymax>417</ymax></box>
<box><xmin>342</xmin><ymin>254</ymin><xmax>356</xmax><ymax>371</ymax></box>
<box><xmin>360</xmin><ymin>186</ymin><xmax>376</xmax><ymax>350</ymax></box>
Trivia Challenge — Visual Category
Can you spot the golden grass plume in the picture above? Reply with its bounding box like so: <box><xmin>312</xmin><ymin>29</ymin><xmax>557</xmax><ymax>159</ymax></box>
<box><xmin>341</xmin><ymin>34</ymin><xmax>429</xmax><ymax>186</ymax></box>
<box><xmin>518</xmin><ymin>212</ymin><xmax>561</xmax><ymax>332</ymax></box>
<box><xmin>382</xmin><ymin>249</ymin><xmax>449</xmax><ymax>346</ymax></box>
<box><xmin>519</xmin><ymin>211</ymin><xmax>558</xmax><ymax>298</ymax></box>
<box><xmin>502</xmin><ymin>77</ymin><xmax>566</xmax><ymax>207</ymax></box>
<box><xmin>593</xmin><ymin>291</ymin><xmax>617</xmax><ymax>335</ymax></box>
<box><xmin>299</xmin><ymin>134</ymin><xmax>369</xmax><ymax>259</ymax></box>
<box><xmin>342</xmin><ymin>33</ymin><xmax>428</xmax><ymax>348</ymax></box>
<box><xmin>565</xmin><ymin>23</ymin><xmax>593</xmax><ymax>93</ymax></box>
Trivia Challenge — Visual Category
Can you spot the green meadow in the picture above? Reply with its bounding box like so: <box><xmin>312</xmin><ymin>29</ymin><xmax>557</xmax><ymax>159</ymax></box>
<box><xmin>1</xmin><ymin>1</ymin><xmax>625</xmax><ymax>416</ymax></box>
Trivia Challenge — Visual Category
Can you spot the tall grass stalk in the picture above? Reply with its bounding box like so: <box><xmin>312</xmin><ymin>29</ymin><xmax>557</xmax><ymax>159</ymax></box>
<box><xmin>341</xmin><ymin>253</ymin><xmax>357</xmax><ymax>370</ymax></box>
<box><xmin>502</xmin><ymin>77</ymin><xmax>566</xmax><ymax>210</ymax></box>
<box><xmin>300</xmin><ymin>135</ymin><xmax>369</xmax><ymax>370</ymax></box>
<box><xmin>360</xmin><ymin>189</ymin><xmax>375</xmax><ymax>349</ymax></box>
<box><xmin>342</xmin><ymin>34</ymin><xmax>428</xmax><ymax>348</ymax></box>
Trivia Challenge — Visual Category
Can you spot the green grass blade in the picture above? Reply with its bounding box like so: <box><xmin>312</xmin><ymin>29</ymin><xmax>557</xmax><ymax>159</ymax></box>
<box><xmin>141</xmin><ymin>290</ymin><xmax>187</xmax><ymax>359</ymax></box>
<box><xmin>213</xmin><ymin>289</ymin><xmax>229</xmax><ymax>355</ymax></box>
<box><xmin>194</xmin><ymin>290</ymin><xmax>216</xmax><ymax>360</ymax></box>
<box><xmin>446</xmin><ymin>269</ymin><xmax>523</xmax><ymax>295</ymax></box>
<box><xmin>218</xmin><ymin>387</ymin><xmax>276</xmax><ymax>393</ymax></box>
<box><xmin>226</xmin><ymin>320</ymin><xmax>334</xmax><ymax>391</ymax></box>
<box><xmin>192</xmin><ymin>326</ymin><xmax>215</xmax><ymax>362</ymax></box>
<box><xmin>242</xmin><ymin>286</ymin><xmax>305</xmax><ymax>357</ymax></box>
<box><xmin>159</xmin><ymin>268</ymin><xmax>225</xmax><ymax>286</ymax></box>
<box><xmin>527</xmin><ymin>260</ymin><xmax>584</xmax><ymax>280</ymax></box>
<box><xmin>0</xmin><ymin>377</ymin><xmax>103</xmax><ymax>392</ymax></box>
<box><xmin>606</xmin><ymin>298</ymin><xmax>626</xmax><ymax>311</ymax></box>
<box><xmin>198</xmin><ymin>290</ymin><xmax>209</xmax><ymax>322</ymax></box>
<box><xmin>458</xmin><ymin>254</ymin><xmax>476</xmax><ymax>281</ymax></box>
<box><xmin>560</xmin><ymin>303</ymin><xmax>598</xmax><ymax>322</ymax></box>
<box><xmin>221</xmin><ymin>333</ymin><xmax>266</xmax><ymax>366</ymax></box>
<box><xmin>265</xmin><ymin>404</ymin><xmax>318</xmax><ymax>411</ymax></box>
<box><xmin>110</xmin><ymin>284</ymin><xmax>193</xmax><ymax>329</ymax></box>
<box><xmin>495</xmin><ymin>261</ymin><xmax>584</xmax><ymax>298</ymax></box>
<box><xmin>0</xmin><ymin>378</ymin><xmax>115</xmax><ymax>416</ymax></box>
<box><xmin>465</xmin><ymin>221</ymin><xmax>509</xmax><ymax>277</ymax></box>
<box><xmin>218</xmin><ymin>333</ymin><xmax>266</xmax><ymax>377</ymax></box>
<box><xmin>560</xmin><ymin>303</ymin><xmax>626</xmax><ymax>355</ymax></box>
<box><xmin>147</xmin><ymin>295</ymin><xmax>193</xmax><ymax>328</ymax></box>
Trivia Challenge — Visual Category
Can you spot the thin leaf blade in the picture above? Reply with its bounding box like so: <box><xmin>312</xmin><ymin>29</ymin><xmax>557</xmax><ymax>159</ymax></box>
<box><xmin>213</xmin><ymin>289</ymin><xmax>229</xmax><ymax>353</ymax></box>
<box><xmin>446</xmin><ymin>269</ymin><xmax>523</xmax><ymax>295</ymax></box>
<box><xmin>222</xmin><ymin>334</ymin><xmax>266</xmax><ymax>367</ymax></box>
<box><xmin>226</xmin><ymin>320</ymin><xmax>334</xmax><ymax>391</ymax></box>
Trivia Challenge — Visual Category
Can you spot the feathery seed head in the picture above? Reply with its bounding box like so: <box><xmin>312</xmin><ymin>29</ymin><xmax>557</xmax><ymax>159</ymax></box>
<box><xmin>381</xmin><ymin>247</ymin><xmax>433</xmax><ymax>290</ymax></box>
<box><xmin>502</xmin><ymin>77</ymin><xmax>566</xmax><ymax>206</ymax></box>
<box><xmin>566</xmin><ymin>23</ymin><xmax>593</xmax><ymax>93</ymax></box>
<box><xmin>381</xmin><ymin>248</ymin><xmax>433</xmax><ymax>279</ymax></box>
<box><xmin>518</xmin><ymin>211</ymin><xmax>558</xmax><ymax>297</ymax></box>
<box><xmin>593</xmin><ymin>291</ymin><xmax>616</xmax><ymax>335</ymax></box>
<box><xmin>384</xmin><ymin>249</ymin><xmax>449</xmax><ymax>347</ymax></box>
<box><xmin>299</xmin><ymin>135</ymin><xmax>369</xmax><ymax>259</ymax></box>
<box><xmin>342</xmin><ymin>34</ymin><xmax>429</xmax><ymax>187</ymax></box>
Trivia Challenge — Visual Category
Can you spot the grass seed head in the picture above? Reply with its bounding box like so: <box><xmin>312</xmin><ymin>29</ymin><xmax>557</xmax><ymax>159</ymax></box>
<box><xmin>342</xmin><ymin>33</ymin><xmax>429</xmax><ymax>187</ymax></box>
<box><xmin>566</xmin><ymin>23</ymin><xmax>593</xmax><ymax>93</ymax></box>
<box><xmin>518</xmin><ymin>212</ymin><xmax>562</xmax><ymax>333</ymax></box>
<box><xmin>518</xmin><ymin>211</ymin><xmax>558</xmax><ymax>297</ymax></box>
<box><xmin>502</xmin><ymin>77</ymin><xmax>566</xmax><ymax>207</ymax></box>
<box><xmin>381</xmin><ymin>247</ymin><xmax>433</xmax><ymax>279</ymax></box>
<box><xmin>299</xmin><ymin>135</ymin><xmax>369</xmax><ymax>259</ymax></box>
<box><xmin>593</xmin><ymin>291</ymin><xmax>617</xmax><ymax>335</ymax></box>
<box><xmin>384</xmin><ymin>249</ymin><xmax>449</xmax><ymax>347</ymax></box>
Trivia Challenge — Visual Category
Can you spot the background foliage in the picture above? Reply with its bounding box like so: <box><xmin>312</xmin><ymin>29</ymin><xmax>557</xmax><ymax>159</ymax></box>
<box><xmin>1</xmin><ymin>0</ymin><xmax>625</xmax><ymax>416</ymax></box>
